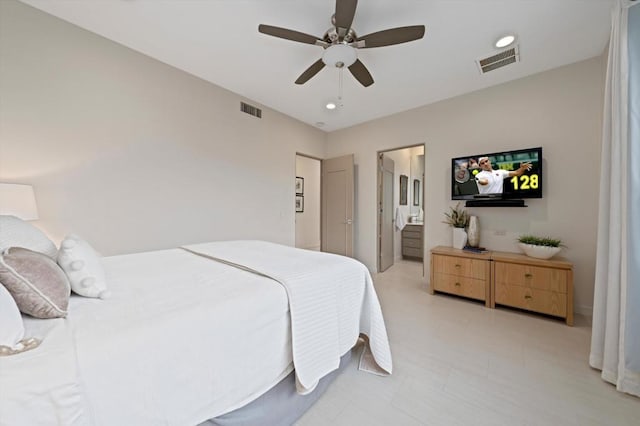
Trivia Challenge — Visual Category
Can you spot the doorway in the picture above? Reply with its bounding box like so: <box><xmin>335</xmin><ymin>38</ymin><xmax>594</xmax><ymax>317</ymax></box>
<box><xmin>295</xmin><ymin>153</ymin><xmax>355</xmax><ymax>256</ymax></box>
<box><xmin>377</xmin><ymin>144</ymin><xmax>425</xmax><ymax>275</ymax></box>
<box><xmin>295</xmin><ymin>154</ymin><xmax>321</xmax><ymax>251</ymax></box>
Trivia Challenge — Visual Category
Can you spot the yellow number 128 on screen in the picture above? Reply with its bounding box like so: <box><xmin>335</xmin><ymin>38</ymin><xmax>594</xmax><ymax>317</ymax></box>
<box><xmin>511</xmin><ymin>174</ymin><xmax>539</xmax><ymax>190</ymax></box>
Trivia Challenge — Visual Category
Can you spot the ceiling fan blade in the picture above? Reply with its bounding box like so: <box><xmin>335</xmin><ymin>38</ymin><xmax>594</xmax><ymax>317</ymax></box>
<box><xmin>358</xmin><ymin>25</ymin><xmax>426</xmax><ymax>48</ymax></box>
<box><xmin>335</xmin><ymin>0</ymin><xmax>358</xmax><ymax>32</ymax></box>
<box><xmin>295</xmin><ymin>59</ymin><xmax>326</xmax><ymax>85</ymax></box>
<box><xmin>258</xmin><ymin>24</ymin><xmax>324</xmax><ymax>46</ymax></box>
<box><xmin>348</xmin><ymin>59</ymin><xmax>374</xmax><ymax>87</ymax></box>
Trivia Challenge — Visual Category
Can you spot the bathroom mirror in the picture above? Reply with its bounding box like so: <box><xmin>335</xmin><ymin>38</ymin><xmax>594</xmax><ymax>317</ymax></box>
<box><xmin>399</xmin><ymin>175</ymin><xmax>408</xmax><ymax>205</ymax></box>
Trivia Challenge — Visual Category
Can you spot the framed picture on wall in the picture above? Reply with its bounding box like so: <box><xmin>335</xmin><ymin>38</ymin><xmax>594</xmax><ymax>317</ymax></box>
<box><xmin>295</xmin><ymin>177</ymin><xmax>304</xmax><ymax>195</ymax></box>
<box><xmin>400</xmin><ymin>175</ymin><xmax>408</xmax><ymax>205</ymax></box>
<box><xmin>295</xmin><ymin>195</ymin><xmax>304</xmax><ymax>213</ymax></box>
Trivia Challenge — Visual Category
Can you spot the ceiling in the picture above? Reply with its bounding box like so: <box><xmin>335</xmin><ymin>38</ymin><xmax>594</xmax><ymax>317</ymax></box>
<box><xmin>20</xmin><ymin>0</ymin><xmax>614</xmax><ymax>132</ymax></box>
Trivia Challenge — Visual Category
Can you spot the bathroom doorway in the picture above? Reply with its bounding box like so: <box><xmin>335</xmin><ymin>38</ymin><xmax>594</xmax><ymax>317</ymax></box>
<box><xmin>376</xmin><ymin>144</ymin><xmax>425</xmax><ymax>275</ymax></box>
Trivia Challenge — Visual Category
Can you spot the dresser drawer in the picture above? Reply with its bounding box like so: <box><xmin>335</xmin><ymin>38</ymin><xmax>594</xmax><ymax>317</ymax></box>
<box><xmin>403</xmin><ymin>247</ymin><xmax>423</xmax><ymax>258</ymax></box>
<box><xmin>432</xmin><ymin>254</ymin><xmax>486</xmax><ymax>280</ymax></box>
<box><xmin>494</xmin><ymin>262</ymin><xmax>567</xmax><ymax>293</ymax></box>
<box><xmin>402</xmin><ymin>229</ymin><xmax>422</xmax><ymax>240</ymax></box>
<box><xmin>495</xmin><ymin>282</ymin><xmax>567</xmax><ymax>317</ymax></box>
<box><xmin>403</xmin><ymin>238</ymin><xmax>422</xmax><ymax>249</ymax></box>
<box><xmin>433</xmin><ymin>273</ymin><xmax>486</xmax><ymax>301</ymax></box>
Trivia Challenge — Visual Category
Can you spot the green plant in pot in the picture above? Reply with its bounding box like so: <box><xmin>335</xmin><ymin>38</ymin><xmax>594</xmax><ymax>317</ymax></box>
<box><xmin>443</xmin><ymin>203</ymin><xmax>470</xmax><ymax>228</ymax></box>
<box><xmin>443</xmin><ymin>203</ymin><xmax>470</xmax><ymax>249</ymax></box>
<box><xmin>517</xmin><ymin>234</ymin><xmax>564</xmax><ymax>259</ymax></box>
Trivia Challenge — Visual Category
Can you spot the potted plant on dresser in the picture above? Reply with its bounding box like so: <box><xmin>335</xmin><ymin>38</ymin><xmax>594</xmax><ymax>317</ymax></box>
<box><xmin>517</xmin><ymin>234</ymin><xmax>564</xmax><ymax>259</ymax></box>
<box><xmin>443</xmin><ymin>203</ymin><xmax>470</xmax><ymax>249</ymax></box>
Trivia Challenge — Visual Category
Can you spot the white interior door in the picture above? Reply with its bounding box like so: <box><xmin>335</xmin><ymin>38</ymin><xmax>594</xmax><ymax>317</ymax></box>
<box><xmin>379</xmin><ymin>154</ymin><xmax>394</xmax><ymax>272</ymax></box>
<box><xmin>321</xmin><ymin>154</ymin><xmax>354</xmax><ymax>257</ymax></box>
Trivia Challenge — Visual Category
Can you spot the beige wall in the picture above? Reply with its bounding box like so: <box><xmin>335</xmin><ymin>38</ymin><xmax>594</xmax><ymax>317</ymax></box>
<box><xmin>327</xmin><ymin>56</ymin><xmax>605</xmax><ymax>315</ymax></box>
<box><xmin>0</xmin><ymin>0</ymin><xmax>326</xmax><ymax>255</ymax></box>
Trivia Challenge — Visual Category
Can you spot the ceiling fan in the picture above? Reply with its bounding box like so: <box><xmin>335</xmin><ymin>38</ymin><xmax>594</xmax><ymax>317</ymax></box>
<box><xmin>258</xmin><ymin>0</ymin><xmax>425</xmax><ymax>87</ymax></box>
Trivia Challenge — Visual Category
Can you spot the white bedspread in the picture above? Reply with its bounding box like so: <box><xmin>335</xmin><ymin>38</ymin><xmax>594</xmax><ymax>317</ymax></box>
<box><xmin>183</xmin><ymin>240</ymin><xmax>393</xmax><ymax>394</ymax></box>
<box><xmin>1</xmin><ymin>248</ymin><xmax>293</xmax><ymax>425</ymax></box>
<box><xmin>0</xmin><ymin>241</ymin><xmax>392</xmax><ymax>425</ymax></box>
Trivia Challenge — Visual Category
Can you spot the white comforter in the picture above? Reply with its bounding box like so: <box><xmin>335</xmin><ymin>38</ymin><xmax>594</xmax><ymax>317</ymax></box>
<box><xmin>0</xmin><ymin>242</ymin><xmax>392</xmax><ymax>425</ymax></box>
<box><xmin>183</xmin><ymin>240</ymin><xmax>393</xmax><ymax>394</ymax></box>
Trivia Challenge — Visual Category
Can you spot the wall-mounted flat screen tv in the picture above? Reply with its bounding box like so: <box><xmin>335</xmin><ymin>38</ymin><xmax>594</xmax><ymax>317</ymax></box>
<box><xmin>451</xmin><ymin>147</ymin><xmax>542</xmax><ymax>200</ymax></box>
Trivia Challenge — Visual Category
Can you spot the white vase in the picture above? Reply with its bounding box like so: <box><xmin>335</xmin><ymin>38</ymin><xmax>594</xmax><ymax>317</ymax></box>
<box><xmin>452</xmin><ymin>227</ymin><xmax>467</xmax><ymax>249</ymax></box>
<box><xmin>467</xmin><ymin>216</ymin><xmax>480</xmax><ymax>247</ymax></box>
<box><xmin>518</xmin><ymin>243</ymin><xmax>561</xmax><ymax>260</ymax></box>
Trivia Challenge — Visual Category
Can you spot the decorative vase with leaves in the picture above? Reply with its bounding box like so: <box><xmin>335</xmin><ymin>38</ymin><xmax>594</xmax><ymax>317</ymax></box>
<box><xmin>443</xmin><ymin>203</ymin><xmax>470</xmax><ymax>249</ymax></box>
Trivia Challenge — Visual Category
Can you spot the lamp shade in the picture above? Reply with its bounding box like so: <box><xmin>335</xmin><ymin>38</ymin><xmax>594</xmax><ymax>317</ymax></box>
<box><xmin>0</xmin><ymin>183</ymin><xmax>39</xmax><ymax>220</ymax></box>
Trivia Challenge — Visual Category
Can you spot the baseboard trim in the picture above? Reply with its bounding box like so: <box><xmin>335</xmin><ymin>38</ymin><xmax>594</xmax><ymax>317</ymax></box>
<box><xmin>575</xmin><ymin>304</ymin><xmax>593</xmax><ymax>322</ymax></box>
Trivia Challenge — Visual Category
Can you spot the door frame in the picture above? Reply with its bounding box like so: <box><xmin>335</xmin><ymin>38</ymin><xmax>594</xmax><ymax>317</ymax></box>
<box><xmin>376</xmin><ymin>143</ymin><xmax>426</xmax><ymax>274</ymax></box>
<box><xmin>378</xmin><ymin>153</ymin><xmax>395</xmax><ymax>272</ymax></box>
<box><xmin>296</xmin><ymin>152</ymin><xmax>355</xmax><ymax>257</ymax></box>
<box><xmin>295</xmin><ymin>152</ymin><xmax>323</xmax><ymax>250</ymax></box>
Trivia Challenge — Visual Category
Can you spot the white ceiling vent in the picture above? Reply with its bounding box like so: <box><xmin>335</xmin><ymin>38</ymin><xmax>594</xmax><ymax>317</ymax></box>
<box><xmin>476</xmin><ymin>45</ymin><xmax>520</xmax><ymax>74</ymax></box>
<box><xmin>240</xmin><ymin>101</ymin><xmax>262</xmax><ymax>118</ymax></box>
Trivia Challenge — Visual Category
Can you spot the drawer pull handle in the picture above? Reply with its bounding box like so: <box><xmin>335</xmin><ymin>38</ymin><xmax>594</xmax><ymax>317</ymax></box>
<box><xmin>455</xmin><ymin>282</ymin><xmax>461</xmax><ymax>287</ymax></box>
<box><xmin>524</xmin><ymin>273</ymin><xmax>533</xmax><ymax>279</ymax></box>
<box><xmin>524</xmin><ymin>295</ymin><xmax>532</xmax><ymax>299</ymax></box>
<box><xmin>455</xmin><ymin>264</ymin><xmax>461</xmax><ymax>269</ymax></box>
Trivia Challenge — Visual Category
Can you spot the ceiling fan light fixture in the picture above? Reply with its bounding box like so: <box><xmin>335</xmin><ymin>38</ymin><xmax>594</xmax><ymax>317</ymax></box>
<box><xmin>259</xmin><ymin>1</ymin><xmax>425</xmax><ymax>87</ymax></box>
<box><xmin>322</xmin><ymin>44</ymin><xmax>357</xmax><ymax>68</ymax></box>
<box><xmin>495</xmin><ymin>34</ymin><xmax>516</xmax><ymax>49</ymax></box>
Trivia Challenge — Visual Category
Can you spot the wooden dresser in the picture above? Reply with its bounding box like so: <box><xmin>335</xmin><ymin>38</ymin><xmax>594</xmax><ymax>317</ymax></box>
<box><xmin>402</xmin><ymin>224</ymin><xmax>423</xmax><ymax>260</ymax></box>
<box><xmin>429</xmin><ymin>246</ymin><xmax>574</xmax><ymax>325</ymax></box>
<box><xmin>491</xmin><ymin>251</ymin><xmax>573</xmax><ymax>326</ymax></box>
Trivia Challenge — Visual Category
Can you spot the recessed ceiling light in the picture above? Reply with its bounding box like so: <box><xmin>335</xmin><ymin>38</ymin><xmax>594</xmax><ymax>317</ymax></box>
<box><xmin>495</xmin><ymin>35</ymin><xmax>516</xmax><ymax>48</ymax></box>
<box><xmin>326</xmin><ymin>102</ymin><xmax>337</xmax><ymax>110</ymax></box>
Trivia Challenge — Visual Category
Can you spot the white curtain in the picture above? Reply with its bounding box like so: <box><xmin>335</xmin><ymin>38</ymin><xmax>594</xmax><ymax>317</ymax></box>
<box><xmin>589</xmin><ymin>0</ymin><xmax>640</xmax><ymax>397</ymax></box>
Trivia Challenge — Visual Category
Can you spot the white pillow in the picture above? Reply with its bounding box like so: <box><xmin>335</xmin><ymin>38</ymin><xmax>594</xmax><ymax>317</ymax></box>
<box><xmin>57</xmin><ymin>234</ymin><xmax>110</xmax><ymax>299</ymax></box>
<box><xmin>0</xmin><ymin>284</ymin><xmax>24</xmax><ymax>349</ymax></box>
<box><xmin>0</xmin><ymin>215</ymin><xmax>57</xmax><ymax>258</ymax></box>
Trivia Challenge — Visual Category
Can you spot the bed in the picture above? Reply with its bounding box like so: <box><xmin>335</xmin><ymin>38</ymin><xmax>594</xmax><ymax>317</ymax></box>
<box><xmin>0</xmin><ymin>239</ymin><xmax>392</xmax><ymax>425</ymax></box>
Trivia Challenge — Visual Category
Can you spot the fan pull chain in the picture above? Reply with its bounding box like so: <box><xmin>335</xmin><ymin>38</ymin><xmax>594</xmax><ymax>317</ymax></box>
<box><xmin>338</xmin><ymin>68</ymin><xmax>344</xmax><ymax>107</ymax></box>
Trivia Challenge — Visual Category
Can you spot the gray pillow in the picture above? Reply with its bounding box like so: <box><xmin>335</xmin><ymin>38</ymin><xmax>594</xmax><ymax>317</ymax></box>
<box><xmin>0</xmin><ymin>215</ymin><xmax>58</xmax><ymax>258</ymax></box>
<box><xmin>0</xmin><ymin>247</ymin><xmax>70</xmax><ymax>318</ymax></box>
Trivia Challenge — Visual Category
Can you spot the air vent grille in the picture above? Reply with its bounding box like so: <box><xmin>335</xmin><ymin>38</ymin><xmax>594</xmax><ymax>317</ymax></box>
<box><xmin>240</xmin><ymin>102</ymin><xmax>262</xmax><ymax>118</ymax></box>
<box><xmin>476</xmin><ymin>46</ymin><xmax>519</xmax><ymax>74</ymax></box>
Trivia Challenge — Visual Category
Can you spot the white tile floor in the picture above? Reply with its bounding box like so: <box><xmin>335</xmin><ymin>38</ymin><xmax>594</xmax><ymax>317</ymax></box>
<box><xmin>295</xmin><ymin>259</ymin><xmax>640</xmax><ymax>425</ymax></box>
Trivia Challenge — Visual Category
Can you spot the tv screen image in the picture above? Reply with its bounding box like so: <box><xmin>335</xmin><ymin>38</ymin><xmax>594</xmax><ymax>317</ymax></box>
<box><xmin>451</xmin><ymin>147</ymin><xmax>542</xmax><ymax>200</ymax></box>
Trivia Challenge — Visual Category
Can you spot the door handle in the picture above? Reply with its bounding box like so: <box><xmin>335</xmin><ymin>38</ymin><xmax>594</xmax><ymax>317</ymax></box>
<box><xmin>344</xmin><ymin>219</ymin><xmax>353</xmax><ymax>225</ymax></box>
